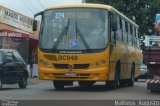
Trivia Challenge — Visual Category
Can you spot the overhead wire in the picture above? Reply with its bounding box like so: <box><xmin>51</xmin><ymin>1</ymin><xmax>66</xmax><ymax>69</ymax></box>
<box><xmin>29</xmin><ymin>0</ymin><xmax>45</xmax><ymax>12</ymax></box>
<box><xmin>36</xmin><ymin>0</ymin><xmax>46</xmax><ymax>10</ymax></box>
<box><xmin>13</xmin><ymin>2</ymin><xmax>24</xmax><ymax>14</ymax></box>
<box><xmin>21</xmin><ymin>0</ymin><xmax>37</xmax><ymax>14</ymax></box>
<box><xmin>18</xmin><ymin>0</ymin><xmax>34</xmax><ymax>17</ymax></box>
<box><xmin>25</xmin><ymin>0</ymin><xmax>41</xmax><ymax>12</ymax></box>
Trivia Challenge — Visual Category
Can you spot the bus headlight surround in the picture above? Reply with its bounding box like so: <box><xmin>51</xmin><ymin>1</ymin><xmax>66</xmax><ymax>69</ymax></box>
<box><xmin>95</xmin><ymin>59</ymin><xmax>107</xmax><ymax>67</ymax></box>
<box><xmin>101</xmin><ymin>59</ymin><xmax>106</xmax><ymax>64</ymax></box>
<box><xmin>39</xmin><ymin>59</ymin><xmax>44</xmax><ymax>64</ymax></box>
<box><xmin>39</xmin><ymin>59</ymin><xmax>53</xmax><ymax>68</ymax></box>
<box><xmin>95</xmin><ymin>62</ymin><xmax>100</xmax><ymax>67</ymax></box>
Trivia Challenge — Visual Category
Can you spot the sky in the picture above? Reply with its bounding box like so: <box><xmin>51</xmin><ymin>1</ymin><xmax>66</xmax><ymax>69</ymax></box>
<box><xmin>0</xmin><ymin>0</ymin><xmax>82</xmax><ymax>18</ymax></box>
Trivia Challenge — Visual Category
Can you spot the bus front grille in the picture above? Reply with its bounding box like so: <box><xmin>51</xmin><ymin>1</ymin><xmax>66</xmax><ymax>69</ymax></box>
<box><xmin>53</xmin><ymin>64</ymin><xmax>90</xmax><ymax>69</ymax></box>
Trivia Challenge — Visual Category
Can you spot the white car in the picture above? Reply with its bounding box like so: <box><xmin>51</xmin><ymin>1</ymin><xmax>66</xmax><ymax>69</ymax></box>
<box><xmin>135</xmin><ymin>63</ymin><xmax>147</xmax><ymax>81</ymax></box>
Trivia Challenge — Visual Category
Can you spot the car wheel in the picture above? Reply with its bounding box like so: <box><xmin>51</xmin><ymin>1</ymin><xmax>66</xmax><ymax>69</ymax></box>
<box><xmin>18</xmin><ymin>76</ymin><xmax>27</xmax><ymax>89</ymax></box>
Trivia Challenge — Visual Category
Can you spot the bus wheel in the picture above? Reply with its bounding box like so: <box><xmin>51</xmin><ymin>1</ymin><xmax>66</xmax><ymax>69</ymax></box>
<box><xmin>111</xmin><ymin>80</ymin><xmax>119</xmax><ymax>89</ymax></box>
<box><xmin>127</xmin><ymin>74</ymin><xmax>134</xmax><ymax>87</ymax></box>
<box><xmin>106</xmin><ymin>81</ymin><xmax>118</xmax><ymax>89</ymax></box>
<box><xmin>134</xmin><ymin>77</ymin><xmax>138</xmax><ymax>82</ymax></box>
<box><xmin>53</xmin><ymin>81</ymin><xmax>64</xmax><ymax>90</ymax></box>
<box><xmin>78</xmin><ymin>81</ymin><xmax>95</xmax><ymax>87</ymax></box>
<box><xmin>119</xmin><ymin>80</ymin><xmax>126</xmax><ymax>87</ymax></box>
<box><xmin>127</xmin><ymin>64</ymin><xmax>135</xmax><ymax>87</ymax></box>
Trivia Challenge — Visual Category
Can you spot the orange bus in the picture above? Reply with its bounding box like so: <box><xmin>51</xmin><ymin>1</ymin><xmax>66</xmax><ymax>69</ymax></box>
<box><xmin>33</xmin><ymin>4</ymin><xmax>141</xmax><ymax>89</ymax></box>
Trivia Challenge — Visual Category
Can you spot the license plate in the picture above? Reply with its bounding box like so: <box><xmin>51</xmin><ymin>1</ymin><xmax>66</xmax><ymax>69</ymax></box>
<box><xmin>65</xmin><ymin>72</ymin><xmax>76</xmax><ymax>76</ymax></box>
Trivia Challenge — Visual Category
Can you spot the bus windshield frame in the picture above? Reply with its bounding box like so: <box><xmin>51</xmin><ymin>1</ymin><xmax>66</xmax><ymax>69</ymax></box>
<box><xmin>39</xmin><ymin>8</ymin><xmax>109</xmax><ymax>53</ymax></box>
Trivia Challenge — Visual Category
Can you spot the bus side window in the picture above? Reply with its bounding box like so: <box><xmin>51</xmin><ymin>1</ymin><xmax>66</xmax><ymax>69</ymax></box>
<box><xmin>130</xmin><ymin>24</ymin><xmax>133</xmax><ymax>45</ymax></box>
<box><xmin>111</xmin><ymin>30</ymin><xmax>116</xmax><ymax>44</ymax></box>
<box><xmin>128</xmin><ymin>23</ymin><xmax>132</xmax><ymax>45</ymax></box>
<box><xmin>125</xmin><ymin>21</ymin><xmax>128</xmax><ymax>44</ymax></box>
<box><xmin>119</xmin><ymin>17</ymin><xmax>123</xmax><ymax>41</ymax></box>
<box><xmin>122</xmin><ymin>19</ymin><xmax>127</xmax><ymax>43</ymax></box>
<box><xmin>137</xmin><ymin>38</ymin><xmax>140</xmax><ymax>48</ymax></box>
<box><xmin>137</xmin><ymin>28</ymin><xmax>139</xmax><ymax>47</ymax></box>
<box><xmin>132</xmin><ymin>26</ymin><xmax>136</xmax><ymax>47</ymax></box>
<box><xmin>133</xmin><ymin>27</ymin><xmax>137</xmax><ymax>47</ymax></box>
<box><xmin>116</xmin><ymin>16</ymin><xmax>122</xmax><ymax>41</ymax></box>
<box><xmin>110</xmin><ymin>13</ymin><xmax>116</xmax><ymax>50</ymax></box>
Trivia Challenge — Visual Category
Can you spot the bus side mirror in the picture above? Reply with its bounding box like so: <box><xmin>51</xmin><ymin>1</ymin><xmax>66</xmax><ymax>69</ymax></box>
<box><xmin>32</xmin><ymin>11</ymin><xmax>44</xmax><ymax>31</ymax></box>
<box><xmin>33</xmin><ymin>20</ymin><xmax>37</xmax><ymax>31</ymax></box>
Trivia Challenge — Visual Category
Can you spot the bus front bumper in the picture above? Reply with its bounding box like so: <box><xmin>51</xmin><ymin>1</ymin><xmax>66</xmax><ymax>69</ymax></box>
<box><xmin>38</xmin><ymin>67</ymin><xmax>109</xmax><ymax>81</ymax></box>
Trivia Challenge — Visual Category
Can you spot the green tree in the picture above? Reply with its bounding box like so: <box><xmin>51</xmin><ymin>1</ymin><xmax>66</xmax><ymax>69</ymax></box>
<box><xmin>84</xmin><ymin>0</ymin><xmax>160</xmax><ymax>37</ymax></box>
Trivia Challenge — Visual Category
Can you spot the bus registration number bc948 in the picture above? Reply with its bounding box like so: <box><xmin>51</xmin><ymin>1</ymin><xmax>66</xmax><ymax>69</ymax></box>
<box><xmin>57</xmin><ymin>55</ymin><xmax>78</xmax><ymax>60</ymax></box>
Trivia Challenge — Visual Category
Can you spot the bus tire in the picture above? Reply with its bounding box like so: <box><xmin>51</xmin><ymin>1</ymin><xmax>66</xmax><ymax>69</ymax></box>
<box><xmin>53</xmin><ymin>81</ymin><xmax>64</xmax><ymax>90</ymax></box>
<box><xmin>105</xmin><ymin>81</ymin><xmax>118</xmax><ymax>89</ymax></box>
<box><xmin>105</xmin><ymin>60</ymin><xmax>120</xmax><ymax>89</ymax></box>
<box><xmin>112</xmin><ymin>61</ymin><xmax>121</xmax><ymax>89</ymax></box>
<box><xmin>119</xmin><ymin>80</ymin><xmax>126</xmax><ymax>87</ymax></box>
<box><xmin>135</xmin><ymin>77</ymin><xmax>138</xmax><ymax>82</ymax></box>
<box><xmin>78</xmin><ymin>81</ymin><xmax>95</xmax><ymax>87</ymax></box>
<box><xmin>112</xmin><ymin>80</ymin><xmax>119</xmax><ymax>89</ymax></box>
<box><xmin>127</xmin><ymin>76</ymin><xmax>134</xmax><ymax>87</ymax></box>
<box><xmin>127</xmin><ymin>64</ymin><xmax>135</xmax><ymax>87</ymax></box>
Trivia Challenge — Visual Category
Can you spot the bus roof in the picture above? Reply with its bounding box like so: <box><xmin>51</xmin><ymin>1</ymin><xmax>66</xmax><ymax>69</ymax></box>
<box><xmin>47</xmin><ymin>3</ymin><xmax>138</xmax><ymax>28</ymax></box>
<box><xmin>47</xmin><ymin>3</ymin><xmax>113</xmax><ymax>10</ymax></box>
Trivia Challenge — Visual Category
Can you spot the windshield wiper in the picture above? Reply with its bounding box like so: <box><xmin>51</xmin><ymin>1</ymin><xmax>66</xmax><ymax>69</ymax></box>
<box><xmin>65</xmin><ymin>18</ymin><xmax>70</xmax><ymax>37</ymax></box>
<box><xmin>76</xmin><ymin>21</ymin><xmax>90</xmax><ymax>50</ymax></box>
<box><xmin>52</xmin><ymin>19</ymin><xmax>70</xmax><ymax>50</ymax></box>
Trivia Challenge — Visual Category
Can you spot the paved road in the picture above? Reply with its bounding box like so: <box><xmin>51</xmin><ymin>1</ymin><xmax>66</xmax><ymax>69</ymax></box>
<box><xmin>0</xmin><ymin>79</ymin><xmax>159</xmax><ymax>100</ymax></box>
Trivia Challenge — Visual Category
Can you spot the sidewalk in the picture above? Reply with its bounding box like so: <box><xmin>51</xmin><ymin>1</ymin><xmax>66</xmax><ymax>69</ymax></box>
<box><xmin>27</xmin><ymin>77</ymin><xmax>49</xmax><ymax>85</ymax></box>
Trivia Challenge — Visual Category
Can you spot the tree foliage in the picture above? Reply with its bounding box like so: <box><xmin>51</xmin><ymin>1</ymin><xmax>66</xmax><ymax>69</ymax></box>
<box><xmin>84</xmin><ymin>0</ymin><xmax>160</xmax><ymax>37</ymax></box>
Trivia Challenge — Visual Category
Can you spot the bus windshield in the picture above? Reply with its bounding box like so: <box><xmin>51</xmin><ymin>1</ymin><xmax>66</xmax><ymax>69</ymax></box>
<box><xmin>39</xmin><ymin>8</ymin><xmax>108</xmax><ymax>52</ymax></box>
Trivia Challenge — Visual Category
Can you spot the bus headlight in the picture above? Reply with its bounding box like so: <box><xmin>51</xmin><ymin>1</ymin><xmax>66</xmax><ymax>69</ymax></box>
<box><xmin>39</xmin><ymin>59</ymin><xmax>44</xmax><ymax>64</ymax></box>
<box><xmin>94</xmin><ymin>59</ymin><xmax>107</xmax><ymax>67</ymax></box>
<box><xmin>95</xmin><ymin>62</ymin><xmax>100</xmax><ymax>67</ymax></box>
<box><xmin>39</xmin><ymin>59</ymin><xmax>53</xmax><ymax>68</ymax></box>
<box><xmin>101</xmin><ymin>59</ymin><xmax>106</xmax><ymax>64</ymax></box>
<box><xmin>46</xmin><ymin>64</ymin><xmax>54</xmax><ymax>68</ymax></box>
